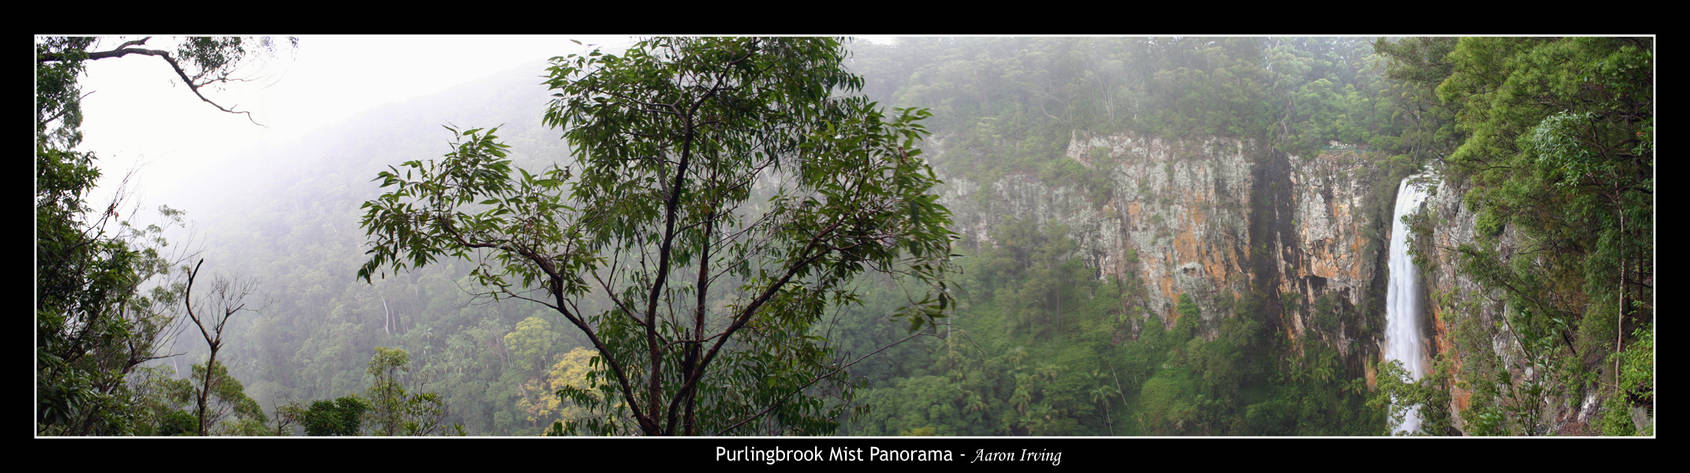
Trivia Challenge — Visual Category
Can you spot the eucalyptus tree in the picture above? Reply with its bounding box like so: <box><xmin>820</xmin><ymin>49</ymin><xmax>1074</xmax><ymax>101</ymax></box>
<box><xmin>358</xmin><ymin>37</ymin><xmax>954</xmax><ymax>435</ymax></box>
<box><xmin>365</xmin><ymin>347</ymin><xmax>454</xmax><ymax>436</ymax></box>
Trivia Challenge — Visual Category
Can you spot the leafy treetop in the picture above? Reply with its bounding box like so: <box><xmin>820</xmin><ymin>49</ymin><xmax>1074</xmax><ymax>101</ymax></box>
<box><xmin>358</xmin><ymin>36</ymin><xmax>955</xmax><ymax>435</ymax></box>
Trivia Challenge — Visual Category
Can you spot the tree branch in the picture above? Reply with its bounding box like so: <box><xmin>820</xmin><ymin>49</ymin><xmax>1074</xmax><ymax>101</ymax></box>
<box><xmin>434</xmin><ymin>214</ymin><xmax>660</xmax><ymax>433</ymax></box>
<box><xmin>38</xmin><ymin>37</ymin><xmax>265</xmax><ymax>126</ymax></box>
<box><xmin>674</xmin><ymin>214</ymin><xmax>847</xmax><ymax>424</ymax></box>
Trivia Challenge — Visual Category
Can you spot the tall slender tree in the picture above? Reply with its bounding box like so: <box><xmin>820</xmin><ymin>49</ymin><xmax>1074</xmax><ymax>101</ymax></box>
<box><xmin>182</xmin><ymin>259</ymin><xmax>253</xmax><ymax>435</ymax></box>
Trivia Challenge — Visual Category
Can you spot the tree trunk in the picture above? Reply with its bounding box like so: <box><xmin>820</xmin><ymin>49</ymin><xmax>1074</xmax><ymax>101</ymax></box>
<box><xmin>1613</xmin><ymin>200</ymin><xmax>1626</xmax><ymax>388</ymax></box>
<box><xmin>198</xmin><ymin>350</ymin><xmax>217</xmax><ymax>436</ymax></box>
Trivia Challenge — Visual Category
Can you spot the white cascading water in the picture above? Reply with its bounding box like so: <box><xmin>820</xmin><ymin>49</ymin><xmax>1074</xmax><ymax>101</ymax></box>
<box><xmin>1384</xmin><ymin>175</ymin><xmax>1432</xmax><ymax>434</ymax></box>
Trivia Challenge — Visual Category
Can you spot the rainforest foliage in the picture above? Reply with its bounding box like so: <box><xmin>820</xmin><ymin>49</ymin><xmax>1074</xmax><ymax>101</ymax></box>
<box><xmin>850</xmin><ymin>37</ymin><xmax>1402</xmax><ymax>192</ymax></box>
<box><xmin>835</xmin><ymin>220</ymin><xmax>1378</xmax><ymax>435</ymax></box>
<box><xmin>36</xmin><ymin>36</ymin><xmax>1651</xmax><ymax>436</ymax></box>
<box><xmin>35</xmin><ymin>36</ymin><xmax>293</xmax><ymax>435</ymax></box>
<box><xmin>1395</xmin><ymin>37</ymin><xmax>1654</xmax><ymax>435</ymax></box>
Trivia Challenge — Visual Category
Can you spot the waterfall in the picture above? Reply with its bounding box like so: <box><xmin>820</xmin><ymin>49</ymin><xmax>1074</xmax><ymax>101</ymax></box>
<box><xmin>1384</xmin><ymin>175</ymin><xmax>1432</xmax><ymax>434</ymax></box>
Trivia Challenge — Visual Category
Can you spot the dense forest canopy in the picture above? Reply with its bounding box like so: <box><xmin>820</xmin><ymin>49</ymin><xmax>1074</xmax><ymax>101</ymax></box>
<box><xmin>36</xmin><ymin>35</ymin><xmax>1652</xmax><ymax>437</ymax></box>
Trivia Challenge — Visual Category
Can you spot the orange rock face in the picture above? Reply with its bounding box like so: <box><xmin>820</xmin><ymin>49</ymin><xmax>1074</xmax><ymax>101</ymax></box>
<box><xmin>1430</xmin><ymin>297</ymin><xmax>1472</xmax><ymax>418</ymax></box>
<box><xmin>1364</xmin><ymin>355</ymin><xmax>1378</xmax><ymax>391</ymax></box>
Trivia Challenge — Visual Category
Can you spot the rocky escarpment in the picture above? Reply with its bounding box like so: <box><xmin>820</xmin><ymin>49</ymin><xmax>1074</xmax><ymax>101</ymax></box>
<box><xmin>1416</xmin><ymin>176</ymin><xmax>1493</xmax><ymax>433</ymax></box>
<box><xmin>1272</xmin><ymin>147</ymin><xmax>1387</xmax><ymax>355</ymax></box>
<box><xmin>933</xmin><ymin>129</ymin><xmax>1645</xmax><ymax>436</ymax></box>
<box><xmin>941</xmin><ymin>134</ymin><xmax>1252</xmax><ymax>325</ymax></box>
<box><xmin>941</xmin><ymin>132</ymin><xmax>1391</xmax><ymax>353</ymax></box>
<box><xmin>1415</xmin><ymin>176</ymin><xmax>1612</xmax><ymax>435</ymax></box>
<box><xmin>1411</xmin><ymin>172</ymin><xmax>1658</xmax><ymax>436</ymax></box>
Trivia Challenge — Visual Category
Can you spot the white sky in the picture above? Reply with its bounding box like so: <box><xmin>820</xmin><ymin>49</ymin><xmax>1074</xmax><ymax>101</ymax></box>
<box><xmin>72</xmin><ymin>34</ymin><xmax>637</xmax><ymax>219</ymax></box>
<box><xmin>63</xmin><ymin>34</ymin><xmax>922</xmax><ymax>232</ymax></box>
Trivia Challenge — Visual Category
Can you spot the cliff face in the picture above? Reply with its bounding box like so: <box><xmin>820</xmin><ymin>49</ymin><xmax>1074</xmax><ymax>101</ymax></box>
<box><xmin>964</xmin><ymin>141</ymin><xmax>1633</xmax><ymax>435</ymax></box>
<box><xmin>1074</xmin><ymin>133</ymin><xmax>1254</xmax><ymax>325</ymax></box>
<box><xmin>1276</xmin><ymin>148</ymin><xmax>1383</xmax><ymax>353</ymax></box>
<box><xmin>1416</xmin><ymin>178</ymin><xmax>1486</xmax><ymax>432</ymax></box>
<box><xmin>942</xmin><ymin>132</ymin><xmax>1389</xmax><ymax>351</ymax></box>
<box><xmin>1416</xmin><ymin>178</ymin><xmax>1605</xmax><ymax>435</ymax></box>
